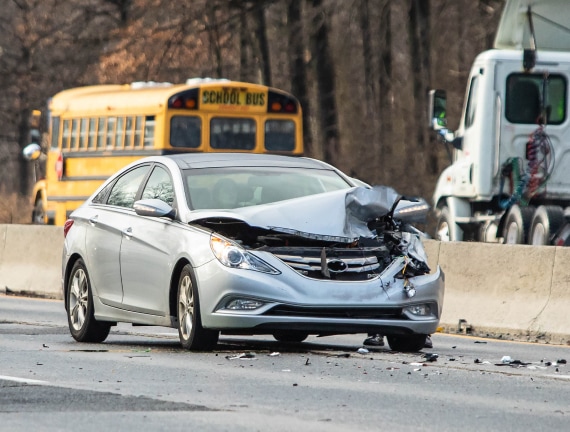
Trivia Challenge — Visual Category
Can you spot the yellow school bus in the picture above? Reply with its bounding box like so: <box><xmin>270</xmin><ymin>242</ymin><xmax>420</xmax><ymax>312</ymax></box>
<box><xmin>27</xmin><ymin>79</ymin><xmax>303</xmax><ymax>225</ymax></box>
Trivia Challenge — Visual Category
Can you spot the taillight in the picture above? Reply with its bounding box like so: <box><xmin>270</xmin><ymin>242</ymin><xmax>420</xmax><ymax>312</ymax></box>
<box><xmin>267</xmin><ymin>91</ymin><xmax>299</xmax><ymax>114</ymax></box>
<box><xmin>63</xmin><ymin>219</ymin><xmax>74</xmax><ymax>238</ymax></box>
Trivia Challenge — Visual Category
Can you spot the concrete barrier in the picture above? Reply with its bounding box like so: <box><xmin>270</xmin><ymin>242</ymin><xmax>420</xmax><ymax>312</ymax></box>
<box><xmin>1</xmin><ymin>226</ymin><xmax>569</xmax><ymax>345</ymax></box>
<box><xmin>0</xmin><ymin>224</ymin><xmax>63</xmax><ymax>299</ymax></box>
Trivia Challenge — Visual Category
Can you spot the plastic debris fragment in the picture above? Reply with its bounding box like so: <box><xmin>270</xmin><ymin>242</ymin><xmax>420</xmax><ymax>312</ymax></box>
<box><xmin>423</xmin><ymin>353</ymin><xmax>438</xmax><ymax>362</ymax></box>
<box><xmin>226</xmin><ymin>352</ymin><xmax>257</xmax><ymax>360</ymax></box>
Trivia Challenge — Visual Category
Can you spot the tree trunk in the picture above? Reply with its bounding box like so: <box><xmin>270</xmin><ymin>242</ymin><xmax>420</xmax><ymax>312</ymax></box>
<box><xmin>359</xmin><ymin>0</ymin><xmax>376</xmax><ymax>117</ymax></box>
<box><xmin>287</xmin><ymin>0</ymin><xmax>312</xmax><ymax>156</ymax></box>
<box><xmin>378</xmin><ymin>0</ymin><xmax>393</xmax><ymax>181</ymax></box>
<box><xmin>408</xmin><ymin>0</ymin><xmax>435</xmax><ymax>178</ymax></box>
<box><xmin>254</xmin><ymin>2</ymin><xmax>272</xmax><ymax>86</ymax></box>
<box><xmin>310</xmin><ymin>0</ymin><xmax>339</xmax><ymax>165</ymax></box>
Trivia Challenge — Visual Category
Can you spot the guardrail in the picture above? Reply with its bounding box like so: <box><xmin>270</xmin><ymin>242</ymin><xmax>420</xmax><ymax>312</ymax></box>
<box><xmin>1</xmin><ymin>225</ymin><xmax>568</xmax><ymax>345</ymax></box>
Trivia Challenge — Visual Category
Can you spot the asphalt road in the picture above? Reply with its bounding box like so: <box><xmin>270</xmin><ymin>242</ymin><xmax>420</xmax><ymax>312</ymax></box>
<box><xmin>1</xmin><ymin>294</ymin><xmax>569</xmax><ymax>432</ymax></box>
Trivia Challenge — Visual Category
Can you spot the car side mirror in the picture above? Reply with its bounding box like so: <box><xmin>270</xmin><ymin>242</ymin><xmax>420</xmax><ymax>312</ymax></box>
<box><xmin>134</xmin><ymin>199</ymin><xmax>176</xmax><ymax>219</ymax></box>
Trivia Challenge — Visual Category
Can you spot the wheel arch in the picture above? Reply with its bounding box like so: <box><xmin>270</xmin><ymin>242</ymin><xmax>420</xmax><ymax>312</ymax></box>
<box><xmin>435</xmin><ymin>196</ymin><xmax>471</xmax><ymax>241</ymax></box>
<box><xmin>169</xmin><ymin>258</ymin><xmax>192</xmax><ymax>321</ymax></box>
<box><xmin>63</xmin><ymin>253</ymin><xmax>84</xmax><ymax>311</ymax></box>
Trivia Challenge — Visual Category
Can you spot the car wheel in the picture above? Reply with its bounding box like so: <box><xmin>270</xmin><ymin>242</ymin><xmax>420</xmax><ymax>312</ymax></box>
<box><xmin>529</xmin><ymin>205</ymin><xmax>564</xmax><ymax>245</ymax></box>
<box><xmin>435</xmin><ymin>206</ymin><xmax>458</xmax><ymax>241</ymax></box>
<box><xmin>386</xmin><ymin>334</ymin><xmax>427</xmax><ymax>352</ymax></box>
<box><xmin>502</xmin><ymin>205</ymin><xmax>535</xmax><ymax>244</ymax></box>
<box><xmin>67</xmin><ymin>259</ymin><xmax>111</xmax><ymax>343</ymax></box>
<box><xmin>272</xmin><ymin>331</ymin><xmax>309</xmax><ymax>343</ymax></box>
<box><xmin>177</xmin><ymin>264</ymin><xmax>219</xmax><ymax>351</ymax></box>
<box><xmin>32</xmin><ymin>198</ymin><xmax>46</xmax><ymax>224</ymax></box>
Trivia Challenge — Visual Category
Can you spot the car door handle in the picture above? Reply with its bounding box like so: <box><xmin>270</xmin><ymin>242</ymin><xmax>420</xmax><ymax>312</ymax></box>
<box><xmin>89</xmin><ymin>215</ymin><xmax>99</xmax><ymax>225</ymax></box>
<box><xmin>122</xmin><ymin>227</ymin><xmax>133</xmax><ymax>239</ymax></box>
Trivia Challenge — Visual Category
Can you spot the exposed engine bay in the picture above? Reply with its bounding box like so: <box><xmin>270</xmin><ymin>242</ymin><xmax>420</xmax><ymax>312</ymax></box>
<box><xmin>190</xmin><ymin>186</ymin><xmax>431</xmax><ymax>281</ymax></box>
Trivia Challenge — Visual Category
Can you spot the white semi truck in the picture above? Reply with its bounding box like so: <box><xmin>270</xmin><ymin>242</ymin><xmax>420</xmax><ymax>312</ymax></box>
<box><xmin>429</xmin><ymin>0</ymin><xmax>570</xmax><ymax>246</ymax></box>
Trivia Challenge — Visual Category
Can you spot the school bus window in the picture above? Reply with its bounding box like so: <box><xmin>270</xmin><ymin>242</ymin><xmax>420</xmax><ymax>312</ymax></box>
<box><xmin>210</xmin><ymin>118</ymin><xmax>255</xmax><ymax>150</ymax></box>
<box><xmin>134</xmin><ymin>116</ymin><xmax>142</xmax><ymax>148</ymax></box>
<box><xmin>144</xmin><ymin>116</ymin><xmax>155</xmax><ymax>148</ymax></box>
<box><xmin>97</xmin><ymin>117</ymin><xmax>106</xmax><ymax>149</ymax></box>
<box><xmin>125</xmin><ymin>117</ymin><xmax>134</xmax><ymax>148</ymax></box>
<box><xmin>265</xmin><ymin>120</ymin><xmax>295</xmax><ymax>151</ymax></box>
<box><xmin>79</xmin><ymin>118</ymin><xmax>88</xmax><ymax>149</ymax></box>
<box><xmin>62</xmin><ymin>119</ymin><xmax>70</xmax><ymax>150</ymax></box>
<box><xmin>87</xmin><ymin>118</ymin><xmax>97</xmax><ymax>150</ymax></box>
<box><xmin>115</xmin><ymin>116</ymin><xmax>125</xmax><ymax>149</ymax></box>
<box><xmin>170</xmin><ymin>116</ymin><xmax>201</xmax><ymax>148</ymax></box>
<box><xmin>51</xmin><ymin>117</ymin><xmax>60</xmax><ymax>150</ymax></box>
<box><xmin>107</xmin><ymin>117</ymin><xmax>116</xmax><ymax>148</ymax></box>
<box><xmin>70</xmin><ymin>118</ymin><xmax>79</xmax><ymax>150</ymax></box>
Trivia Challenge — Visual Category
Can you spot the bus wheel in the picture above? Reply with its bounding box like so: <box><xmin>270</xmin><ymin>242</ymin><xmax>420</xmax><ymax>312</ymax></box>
<box><xmin>503</xmin><ymin>205</ymin><xmax>535</xmax><ymax>244</ymax></box>
<box><xmin>529</xmin><ymin>206</ymin><xmax>564</xmax><ymax>246</ymax></box>
<box><xmin>32</xmin><ymin>198</ymin><xmax>46</xmax><ymax>224</ymax></box>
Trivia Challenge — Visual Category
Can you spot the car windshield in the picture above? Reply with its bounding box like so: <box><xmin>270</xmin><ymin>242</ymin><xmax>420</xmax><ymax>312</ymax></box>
<box><xmin>183</xmin><ymin>166</ymin><xmax>353</xmax><ymax>210</ymax></box>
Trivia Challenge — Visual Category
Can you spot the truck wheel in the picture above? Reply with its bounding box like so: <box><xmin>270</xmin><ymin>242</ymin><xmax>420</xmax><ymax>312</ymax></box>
<box><xmin>503</xmin><ymin>205</ymin><xmax>535</xmax><ymax>244</ymax></box>
<box><xmin>435</xmin><ymin>207</ymin><xmax>459</xmax><ymax>241</ymax></box>
<box><xmin>529</xmin><ymin>206</ymin><xmax>564</xmax><ymax>245</ymax></box>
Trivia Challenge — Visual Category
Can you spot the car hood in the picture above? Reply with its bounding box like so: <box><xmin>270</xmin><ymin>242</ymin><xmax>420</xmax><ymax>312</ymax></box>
<box><xmin>187</xmin><ymin>186</ymin><xmax>401</xmax><ymax>242</ymax></box>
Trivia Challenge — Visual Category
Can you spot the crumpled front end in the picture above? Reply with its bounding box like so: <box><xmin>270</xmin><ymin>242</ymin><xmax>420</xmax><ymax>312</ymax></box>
<box><xmin>191</xmin><ymin>185</ymin><xmax>444</xmax><ymax>336</ymax></box>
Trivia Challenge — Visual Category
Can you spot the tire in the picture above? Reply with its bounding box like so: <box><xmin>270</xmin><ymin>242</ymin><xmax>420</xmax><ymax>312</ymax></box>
<box><xmin>435</xmin><ymin>206</ymin><xmax>459</xmax><ymax>242</ymax></box>
<box><xmin>272</xmin><ymin>331</ymin><xmax>309</xmax><ymax>343</ymax></box>
<box><xmin>66</xmin><ymin>259</ymin><xmax>111</xmax><ymax>343</ymax></box>
<box><xmin>502</xmin><ymin>205</ymin><xmax>535</xmax><ymax>244</ymax></box>
<box><xmin>177</xmin><ymin>264</ymin><xmax>219</xmax><ymax>351</ymax></box>
<box><xmin>529</xmin><ymin>206</ymin><xmax>565</xmax><ymax>245</ymax></box>
<box><xmin>386</xmin><ymin>334</ymin><xmax>427</xmax><ymax>353</ymax></box>
<box><xmin>32</xmin><ymin>198</ymin><xmax>46</xmax><ymax>224</ymax></box>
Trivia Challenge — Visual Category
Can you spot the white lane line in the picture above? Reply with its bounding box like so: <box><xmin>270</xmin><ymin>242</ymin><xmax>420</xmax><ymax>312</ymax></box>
<box><xmin>0</xmin><ymin>375</ymin><xmax>48</xmax><ymax>385</ymax></box>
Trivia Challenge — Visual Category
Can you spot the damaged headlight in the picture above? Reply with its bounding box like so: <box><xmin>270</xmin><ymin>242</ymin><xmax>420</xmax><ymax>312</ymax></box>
<box><xmin>210</xmin><ymin>234</ymin><xmax>280</xmax><ymax>274</ymax></box>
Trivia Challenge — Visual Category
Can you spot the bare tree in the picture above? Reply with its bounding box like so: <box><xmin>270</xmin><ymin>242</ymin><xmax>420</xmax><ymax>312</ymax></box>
<box><xmin>309</xmin><ymin>0</ymin><xmax>339</xmax><ymax>165</ymax></box>
<box><xmin>287</xmin><ymin>0</ymin><xmax>312</xmax><ymax>155</ymax></box>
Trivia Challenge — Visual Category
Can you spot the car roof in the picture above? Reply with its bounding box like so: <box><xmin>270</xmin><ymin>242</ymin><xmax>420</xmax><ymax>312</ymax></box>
<box><xmin>165</xmin><ymin>153</ymin><xmax>336</xmax><ymax>170</ymax></box>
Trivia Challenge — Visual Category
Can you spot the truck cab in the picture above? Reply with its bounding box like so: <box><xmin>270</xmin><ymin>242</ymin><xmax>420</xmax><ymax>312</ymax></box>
<box><xmin>430</xmin><ymin>0</ymin><xmax>570</xmax><ymax>246</ymax></box>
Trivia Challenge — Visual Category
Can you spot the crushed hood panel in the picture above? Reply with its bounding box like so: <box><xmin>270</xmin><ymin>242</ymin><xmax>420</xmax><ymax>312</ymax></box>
<box><xmin>188</xmin><ymin>186</ymin><xmax>401</xmax><ymax>242</ymax></box>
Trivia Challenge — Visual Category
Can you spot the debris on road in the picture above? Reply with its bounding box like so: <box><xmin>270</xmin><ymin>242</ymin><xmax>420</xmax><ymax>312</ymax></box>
<box><xmin>226</xmin><ymin>352</ymin><xmax>257</xmax><ymax>360</ymax></box>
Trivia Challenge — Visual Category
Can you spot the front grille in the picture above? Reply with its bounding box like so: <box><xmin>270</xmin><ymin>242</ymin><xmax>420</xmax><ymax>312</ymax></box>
<box><xmin>265</xmin><ymin>246</ymin><xmax>390</xmax><ymax>280</ymax></box>
<box><xmin>264</xmin><ymin>305</ymin><xmax>404</xmax><ymax>319</ymax></box>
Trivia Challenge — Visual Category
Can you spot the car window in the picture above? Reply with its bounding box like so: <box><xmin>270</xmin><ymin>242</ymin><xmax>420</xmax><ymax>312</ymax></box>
<box><xmin>184</xmin><ymin>166</ymin><xmax>352</xmax><ymax>210</ymax></box>
<box><xmin>107</xmin><ymin>165</ymin><xmax>150</xmax><ymax>208</ymax></box>
<box><xmin>141</xmin><ymin>166</ymin><xmax>175</xmax><ymax>206</ymax></box>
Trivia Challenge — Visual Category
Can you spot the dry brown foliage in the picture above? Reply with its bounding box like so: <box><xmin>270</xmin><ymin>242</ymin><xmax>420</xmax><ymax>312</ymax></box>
<box><xmin>0</xmin><ymin>188</ymin><xmax>32</xmax><ymax>224</ymax></box>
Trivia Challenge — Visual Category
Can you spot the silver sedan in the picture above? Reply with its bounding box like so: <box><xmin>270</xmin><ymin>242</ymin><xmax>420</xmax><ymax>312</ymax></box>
<box><xmin>62</xmin><ymin>153</ymin><xmax>444</xmax><ymax>352</ymax></box>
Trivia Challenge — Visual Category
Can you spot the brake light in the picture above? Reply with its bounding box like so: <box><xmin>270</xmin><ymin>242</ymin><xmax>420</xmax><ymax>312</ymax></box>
<box><xmin>267</xmin><ymin>91</ymin><xmax>299</xmax><ymax>114</ymax></box>
<box><xmin>63</xmin><ymin>219</ymin><xmax>74</xmax><ymax>238</ymax></box>
<box><xmin>168</xmin><ymin>89</ymin><xmax>199</xmax><ymax>110</ymax></box>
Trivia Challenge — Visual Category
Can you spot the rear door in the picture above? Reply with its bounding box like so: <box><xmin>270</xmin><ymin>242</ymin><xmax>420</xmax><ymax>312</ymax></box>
<box><xmin>84</xmin><ymin>164</ymin><xmax>151</xmax><ymax>306</ymax></box>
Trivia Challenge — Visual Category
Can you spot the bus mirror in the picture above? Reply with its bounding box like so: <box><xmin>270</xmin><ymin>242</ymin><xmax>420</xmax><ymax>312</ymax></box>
<box><xmin>23</xmin><ymin>143</ymin><xmax>42</xmax><ymax>161</ymax></box>
<box><xmin>428</xmin><ymin>89</ymin><xmax>447</xmax><ymax>131</ymax></box>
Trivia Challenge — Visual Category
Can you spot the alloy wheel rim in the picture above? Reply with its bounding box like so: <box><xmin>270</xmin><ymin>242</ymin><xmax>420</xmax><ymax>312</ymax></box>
<box><xmin>178</xmin><ymin>275</ymin><xmax>194</xmax><ymax>340</ymax></box>
<box><xmin>69</xmin><ymin>269</ymin><xmax>88</xmax><ymax>331</ymax></box>
<box><xmin>531</xmin><ymin>224</ymin><xmax>546</xmax><ymax>245</ymax></box>
<box><xmin>505</xmin><ymin>222</ymin><xmax>519</xmax><ymax>244</ymax></box>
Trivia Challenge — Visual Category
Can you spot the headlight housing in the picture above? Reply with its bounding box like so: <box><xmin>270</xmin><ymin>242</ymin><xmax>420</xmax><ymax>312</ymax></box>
<box><xmin>210</xmin><ymin>234</ymin><xmax>280</xmax><ymax>274</ymax></box>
